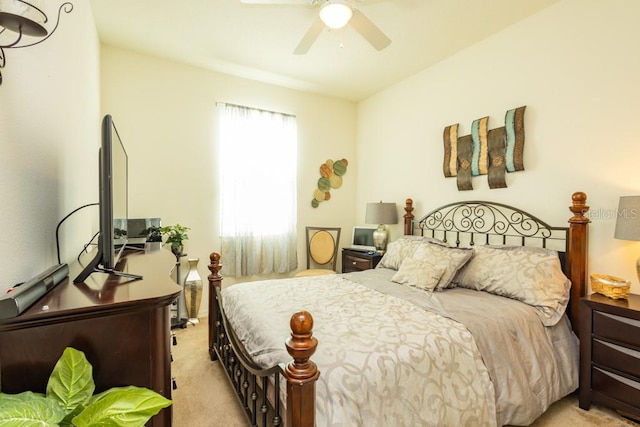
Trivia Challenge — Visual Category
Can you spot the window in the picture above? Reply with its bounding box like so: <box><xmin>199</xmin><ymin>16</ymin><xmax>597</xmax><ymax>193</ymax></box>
<box><xmin>218</xmin><ymin>103</ymin><xmax>298</xmax><ymax>277</ymax></box>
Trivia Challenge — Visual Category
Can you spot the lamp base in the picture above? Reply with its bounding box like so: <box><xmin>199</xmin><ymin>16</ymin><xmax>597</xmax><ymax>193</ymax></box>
<box><xmin>372</xmin><ymin>224</ymin><xmax>389</xmax><ymax>254</ymax></box>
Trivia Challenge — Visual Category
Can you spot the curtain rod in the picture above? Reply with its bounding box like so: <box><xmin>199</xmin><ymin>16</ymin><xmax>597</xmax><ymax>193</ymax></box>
<box><xmin>215</xmin><ymin>102</ymin><xmax>295</xmax><ymax>118</ymax></box>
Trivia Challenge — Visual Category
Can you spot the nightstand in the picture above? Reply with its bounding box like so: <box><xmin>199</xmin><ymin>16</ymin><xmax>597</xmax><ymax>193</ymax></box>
<box><xmin>579</xmin><ymin>293</ymin><xmax>640</xmax><ymax>421</ymax></box>
<box><xmin>342</xmin><ymin>248</ymin><xmax>382</xmax><ymax>273</ymax></box>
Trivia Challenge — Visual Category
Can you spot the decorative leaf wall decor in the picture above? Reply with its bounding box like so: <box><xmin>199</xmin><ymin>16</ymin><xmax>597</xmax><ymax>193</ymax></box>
<box><xmin>311</xmin><ymin>158</ymin><xmax>348</xmax><ymax>208</ymax></box>
<box><xmin>443</xmin><ymin>106</ymin><xmax>525</xmax><ymax>190</ymax></box>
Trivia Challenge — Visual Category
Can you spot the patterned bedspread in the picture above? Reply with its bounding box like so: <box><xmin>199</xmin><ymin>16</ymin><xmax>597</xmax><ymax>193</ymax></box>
<box><xmin>221</xmin><ymin>268</ymin><xmax>578</xmax><ymax>426</ymax></box>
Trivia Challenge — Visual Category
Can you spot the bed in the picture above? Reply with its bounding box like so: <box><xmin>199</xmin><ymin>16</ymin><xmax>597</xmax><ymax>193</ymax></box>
<box><xmin>207</xmin><ymin>192</ymin><xmax>590</xmax><ymax>427</ymax></box>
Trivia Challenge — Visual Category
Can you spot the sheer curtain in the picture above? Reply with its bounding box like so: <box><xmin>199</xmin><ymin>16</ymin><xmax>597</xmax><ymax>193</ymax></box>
<box><xmin>218</xmin><ymin>104</ymin><xmax>298</xmax><ymax>277</ymax></box>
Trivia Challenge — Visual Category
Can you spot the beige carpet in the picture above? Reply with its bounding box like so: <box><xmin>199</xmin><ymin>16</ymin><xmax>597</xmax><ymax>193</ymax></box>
<box><xmin>171</xmin><ymin>321</ymin><xmax>638</xmax><ymax>427</ymax></box>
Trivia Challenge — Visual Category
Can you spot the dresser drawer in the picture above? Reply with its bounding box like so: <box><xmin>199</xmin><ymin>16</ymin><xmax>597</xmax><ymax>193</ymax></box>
<box><xmin>592</xmin><ymin>367</ymin><xmax>640</xmax><ymax>408</ymax></box>
<box><xmin>593</xmin><ymin>311</ymin><xmax>640</xmax><ymax>348</ymax></box>
<box><xmin>593</xmin><ymin>339</ymin><xmax>640</xmax><ymax>378</ymax></box>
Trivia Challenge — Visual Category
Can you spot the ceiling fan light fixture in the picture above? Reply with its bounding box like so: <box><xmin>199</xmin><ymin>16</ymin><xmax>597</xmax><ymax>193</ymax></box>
<box><xmin>319</xmin><ymin>2</ymin><xmax>352</xmax><ymax>29</ymax></box>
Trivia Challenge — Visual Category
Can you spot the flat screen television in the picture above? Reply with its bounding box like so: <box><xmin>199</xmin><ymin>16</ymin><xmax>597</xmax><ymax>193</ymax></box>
<box><xmin>74</xmin><ymin>114</ymin><xmax>142</xmax><ymax>283</ymax></box>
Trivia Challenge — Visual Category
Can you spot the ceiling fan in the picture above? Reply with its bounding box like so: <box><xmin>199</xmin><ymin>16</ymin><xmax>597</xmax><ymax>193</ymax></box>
<box><xmin>240</xmin><ymin>0</ymin><xmax>391</xmax><ymax>55</ymax></box>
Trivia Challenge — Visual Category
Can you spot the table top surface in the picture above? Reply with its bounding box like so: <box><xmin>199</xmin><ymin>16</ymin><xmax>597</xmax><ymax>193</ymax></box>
<box><xmin>0</xmin><ymin>244</ymin><xmax>180</xmax><ymax>326</ymax></box>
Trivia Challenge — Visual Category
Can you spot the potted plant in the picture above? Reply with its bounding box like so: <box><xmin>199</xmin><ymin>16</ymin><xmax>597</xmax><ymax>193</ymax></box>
<box><xmin>0</xmin><ymin>347</ymin><xmax>171</xmax><ymax>426</ymax></box>
<box><xmin>160</xmin><ymin>224</ymin><xmax>190</xmax><ymax>255</ymax></box>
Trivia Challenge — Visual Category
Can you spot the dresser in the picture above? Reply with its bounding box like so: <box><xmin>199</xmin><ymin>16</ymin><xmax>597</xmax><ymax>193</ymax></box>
<box><xmin>579</xmin><ymin>293</ymin><xmax>640</xmax><ymax>420</ymax></box>
<box><xmin>342</xmin><ymin>248</ymin><xmax>382</xmax><ymax>273</ymax></box>
<box><xmin>0</xmin><ymin>245</ymin><xmax>180</xmax><ymax>426</ymax></box>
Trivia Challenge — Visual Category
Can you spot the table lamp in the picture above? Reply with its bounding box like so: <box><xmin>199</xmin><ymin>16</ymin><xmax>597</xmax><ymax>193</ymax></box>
<box><xmin>614</xmin><ymin>195</ymin><xmax>640</xmax><ymax>282</ymax></box>
<box><xmin>365</xmin><ymin>202</ymin><xmax>398</xmax><ymax>253</ymax></box>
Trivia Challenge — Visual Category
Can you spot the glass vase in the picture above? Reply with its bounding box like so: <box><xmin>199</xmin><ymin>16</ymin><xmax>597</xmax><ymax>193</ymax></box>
<box><xmin>184</xmin><ymin>258</ymin><xmax>203</xmax><ymax>324</ymax></box>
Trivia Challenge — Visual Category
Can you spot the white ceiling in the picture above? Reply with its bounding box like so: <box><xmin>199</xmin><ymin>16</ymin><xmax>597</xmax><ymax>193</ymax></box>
<box><xmin>89</xmin><ymin>0</ymin><xmax>559</xmax><ymax>102</ymax></box>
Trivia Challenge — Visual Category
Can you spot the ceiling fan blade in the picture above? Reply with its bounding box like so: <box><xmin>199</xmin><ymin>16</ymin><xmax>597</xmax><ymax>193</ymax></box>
<box><xmin>349</xmin><ymin>9</ymin><xmax>391</xmax><ymax>51</ymax></box>
<box><xmin>293</xmin><ymin>17</ymin><xmax>325</xmax><ymax>55</ymax></box>
<box><xmin>240</xmin><ymin>0</ymin><xmax>311</xmax><ymax>4</ymax></box>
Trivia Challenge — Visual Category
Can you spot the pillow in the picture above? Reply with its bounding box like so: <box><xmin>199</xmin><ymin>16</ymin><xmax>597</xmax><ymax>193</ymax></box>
<box><xmin>391</xmin><ymin>258</ymin><xmax>446</xmax><ymax>291</ymax></box>
<box><xmin>411</xmin><ymin>242</ymin><xmax>474</xmax><ymax>290</ymax></box>
<box><xmin>455</xmin><ymin>245</ymin><xmax>571</xmax><ymax>326</ymax></box>
<box><xmin>377</xmin><ymin>236</ymin><xmax>443</xmax><ymax>270</ymax></box>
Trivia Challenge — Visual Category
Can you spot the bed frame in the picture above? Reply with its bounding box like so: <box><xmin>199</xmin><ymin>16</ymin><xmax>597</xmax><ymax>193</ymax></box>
<box><xmin>207</xmin><ymin>191</ymin><xmax>589</xmax><ymax>427</ymax></box>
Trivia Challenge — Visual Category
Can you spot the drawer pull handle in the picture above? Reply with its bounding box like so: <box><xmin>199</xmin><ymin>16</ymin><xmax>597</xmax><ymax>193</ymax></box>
<box><xmin>352</xmin><ymin>261</ymin><xmax>357</xmax><ymax>265</ymax></box>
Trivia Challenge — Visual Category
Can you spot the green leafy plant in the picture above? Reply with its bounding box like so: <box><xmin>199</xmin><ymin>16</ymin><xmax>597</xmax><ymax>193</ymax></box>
<box><xmin>160</xmin><ymin>223</ymin><xmax>190</xmax><ymax>254</ymax></box>
<box><xmin>0</xmin><ymin>347</ymin><xmax>172</xmax><ymax>427</ymax></box>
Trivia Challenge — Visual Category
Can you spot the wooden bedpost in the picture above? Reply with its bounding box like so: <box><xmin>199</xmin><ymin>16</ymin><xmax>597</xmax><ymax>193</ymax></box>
<box><xmin>567</xmin><ymin>192</ymin><xmax>590</xmax><ymax>339</ymax></box>
<box><xmin>284</xmin><ymin>311</ymin><xmax>320</xmax><ymax>427</ymax></box>
<box><xmin>207</xmin><ymin>252</ymin><xmax>222</xmax><ymax>361</ymax></box>
<box><xmin>404</xmin><ymin>198</ymin><xmax>414</xmax><ymax>236</ymax></box>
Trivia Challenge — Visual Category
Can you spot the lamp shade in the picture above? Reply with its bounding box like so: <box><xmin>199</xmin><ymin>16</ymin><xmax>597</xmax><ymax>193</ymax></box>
<box><xmin>319</xmin><ymin>2</ymin><xmax>352</xmax><ymax>29</ymax></box>
<box><xmin>614</xmin><ymin>196</ymin><xmax>640</xmax><ymax>241</ymax></box>
<box><xmin>365</xmin><ymin>202</ymin><xmax>398</xmax><ymax>225</ymax></box>
<box><xmin>0</xmin><ymin>0</ymin><xmax>48</xmax><ymax>36</ymax></box>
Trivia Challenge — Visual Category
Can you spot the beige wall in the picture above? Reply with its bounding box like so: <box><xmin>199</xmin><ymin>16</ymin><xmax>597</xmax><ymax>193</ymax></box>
<box><xmin>100</xmin><ymin>46</ymin><xmax>358</xmax><ymax>299</ymax></box>
<box><xmin>0</xmin><ymin>0</ymin><xmax>100</xmax><ymax>293</ymax></box>
<box><xmin>3</xmin><ymin>0</ymin><xmax>637</xmax><ymax>309</ymax></box>
<box><xmin>356</xmin><ymin>0</ymin><xmax>640</xmax><ymax>294</ymax></box>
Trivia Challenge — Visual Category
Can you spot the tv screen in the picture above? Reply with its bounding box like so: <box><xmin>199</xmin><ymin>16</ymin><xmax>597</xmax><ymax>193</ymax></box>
<box><xmin>103</xmin><ymin>115</ymin><xmax>128</xmax><ymax>270</ymax></box>
<box><xmin>74</xmin><ymin>115</ymin><xmax>141</xmax><ymax>283</ymax></box>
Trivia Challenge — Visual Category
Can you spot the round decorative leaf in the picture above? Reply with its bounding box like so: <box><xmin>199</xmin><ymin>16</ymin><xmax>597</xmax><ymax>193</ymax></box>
<box><xmin>314</xmin><ymin>189</ymin><xmax>325</xmax><ymax>202</ymax></box>
<box><xmin>317</xmin><ymin>177</ymin><xmax>331</xmax><ymax>192</ymax></box>
<box><xmin>311</xmin><ymin>199</ymin><xmax>319</xmax><ymax>208</ymax></box>
<box><xmin>324</xmin><ymin>191</ymin><xmax>331</xmax><ymax>201</ymax></box>
<box><xmin>320</xmin><ymin>163</ymin><xmax>333</xmax><ymax>178</ymax></box>
<box><xmin>329</xmin><ymin>174</ymin><xmax>342</xmax><ymax>189</ymax></box>
<box><xmin>333</xmin><ymin>159</ymin><xmax>347</xmax><ymax>176</ymax></box>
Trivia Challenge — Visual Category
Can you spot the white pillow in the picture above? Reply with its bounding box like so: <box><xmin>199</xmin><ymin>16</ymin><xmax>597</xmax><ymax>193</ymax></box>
<box><xmin>411</xmin><ymin>242</ymin><xmax>474</xmax><ymax>290</ymax></box>
<box><xmin>455</xmin><ymin>246</ymin><xmax>571</xmax><ymax>326</ymax></box>
<box><xmin>391</xmin><ymin>258</ymin><xmax>446</xmax><ymax>291</ymax></box>
<box><xmin>378</xmin><ymin>236</ymin><xmax>446</xmax><ymax>270</ymax></box>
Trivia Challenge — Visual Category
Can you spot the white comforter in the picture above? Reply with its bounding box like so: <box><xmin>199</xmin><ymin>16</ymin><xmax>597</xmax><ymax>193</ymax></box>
<box><xmin>221</xmin><ymin>268</ymin><xmax>578</xmax><ymax>426</ymax></box>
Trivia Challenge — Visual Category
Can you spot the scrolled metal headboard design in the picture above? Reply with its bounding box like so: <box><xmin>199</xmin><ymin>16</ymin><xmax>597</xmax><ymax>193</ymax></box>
<box><xmin>415</xmin><ymin>201</ymin><xmax>569</xmax><ymax>249</ymax></box>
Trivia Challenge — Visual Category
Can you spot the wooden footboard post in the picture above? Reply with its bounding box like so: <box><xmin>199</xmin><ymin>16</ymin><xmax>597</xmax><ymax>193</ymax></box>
<box><xmin>207</xmin><ymin>252</ymin><xmax>222</xmax><ymax>361</ymax></box>
<box><xmin>567</xmin><ymin>192</ymin><xmax>590</xmax><ymax>339</ymax></box>
<box><xmin>284</xmin><ymin>311</ymin><xmax>320</xmax><ymax>427</ymax></box>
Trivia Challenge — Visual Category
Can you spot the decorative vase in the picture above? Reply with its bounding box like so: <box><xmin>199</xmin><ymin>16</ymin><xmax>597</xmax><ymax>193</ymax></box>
<box><xmin>184</xmin><ymin>258</ymin><xmax>203</xmax><ymax>323</ymax></box>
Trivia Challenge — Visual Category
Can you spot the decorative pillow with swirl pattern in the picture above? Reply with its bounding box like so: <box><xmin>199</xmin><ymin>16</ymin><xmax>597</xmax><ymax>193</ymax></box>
<box><xmin>378</xmin><ymin>236</ymin><xmax>444</xmax><ymax>270</ymax></box>
<box><xmin>454</xmin><ymin>246</ymin><xmax>571</xmax><ymax>326</ymax></box>
<box><xmin>391</xmin><ymin>258</ymin><xmax>446</xmax><ymax>291</ymax></box>
<box><xmin>411</xmin><ymin>242</ymin><xmax>474</xmax><ymax>290</ymax></box>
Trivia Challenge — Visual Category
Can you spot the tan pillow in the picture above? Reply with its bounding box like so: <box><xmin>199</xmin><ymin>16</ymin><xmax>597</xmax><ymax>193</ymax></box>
<box><xmin>378</xmin><ymin>236</ymin><xmax>446</xmax><ymax>270</ymax></box>
<box><xmin>411</xmin><ymin>242</ymin><xmax>474</xmax><ymax>290</ymax></box>
<box><xmin>391</xmin><ymin>258</ymin><xmax>446</xmax><ymax>291</ymax></box>
<box><xmin>455</xmin><ymin>246</ymin><xmax>570</xmax><ymax>326</ymax></box>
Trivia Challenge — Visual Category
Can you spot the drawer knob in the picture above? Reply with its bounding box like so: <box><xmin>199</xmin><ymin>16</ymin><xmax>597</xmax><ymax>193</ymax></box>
<box><xmin>352</xmin><ymin>261</ymin><xmax>357</xmax><ymax>265</ymax></box>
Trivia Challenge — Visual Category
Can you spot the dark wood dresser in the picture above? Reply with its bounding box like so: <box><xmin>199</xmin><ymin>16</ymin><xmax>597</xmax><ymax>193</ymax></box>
<box><xmin>0</xmin><ymin>245</ymin><xmax>180</xmax><ymax>426</ymax></box>
<box><xmin>342</xmin><ymin>248</ymin><xmax>382</xmax><ymax>273</ymax></box>
<box><xmin>579</xmin><ymin>293</ymin><xmax>640</xmax><ymax>420</ymax></box>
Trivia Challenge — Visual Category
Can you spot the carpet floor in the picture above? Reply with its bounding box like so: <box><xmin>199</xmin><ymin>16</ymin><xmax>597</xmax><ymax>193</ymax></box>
<box><xmin>171</xmin><ymin>321</ymin><xmax>638</xmax><ymax>427</ymax></box>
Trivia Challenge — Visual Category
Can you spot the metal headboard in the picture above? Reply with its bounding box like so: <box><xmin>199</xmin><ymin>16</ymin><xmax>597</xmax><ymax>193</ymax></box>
<box><xmin>411</xmin><ymin>200</ymin><xmax>569</xmax><ymax>254</ymax></box>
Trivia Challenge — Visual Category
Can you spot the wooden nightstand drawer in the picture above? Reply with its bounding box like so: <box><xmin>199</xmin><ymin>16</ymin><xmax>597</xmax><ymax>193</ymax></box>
<box><xmin>341</xmin><ymin>249</ymin><xmax>382</xmax><ymax>273</ymax></box>
<box><xmin>580</xmin><ymin>294</ymin><xmax>640</xmax><ymax>416</ymax></box>
<box><xmin>593</xmin><ymin>339</ymin><xmax>640</xmax><ymax>378</ymax></box>
<box><xmin>345</xmin><ymin>255</ymin><xmax>372</xmax><ymax>271</ymax></box>
<box><xmin>593</xmin><ymin>311</ymin><xmax>640</xmax><ymax>348</ymax></box>
<box><xmin>592</xmin><ymin>367</ymin><xmax>640</xmax><ymax>408</ymax></box>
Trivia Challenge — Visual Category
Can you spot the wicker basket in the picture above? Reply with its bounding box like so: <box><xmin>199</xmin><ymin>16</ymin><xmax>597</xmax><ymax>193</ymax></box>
<box><xmin>590</xmin><ymin>273</ymin><xmax>631</xmax><ymax>299</ymax></box>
